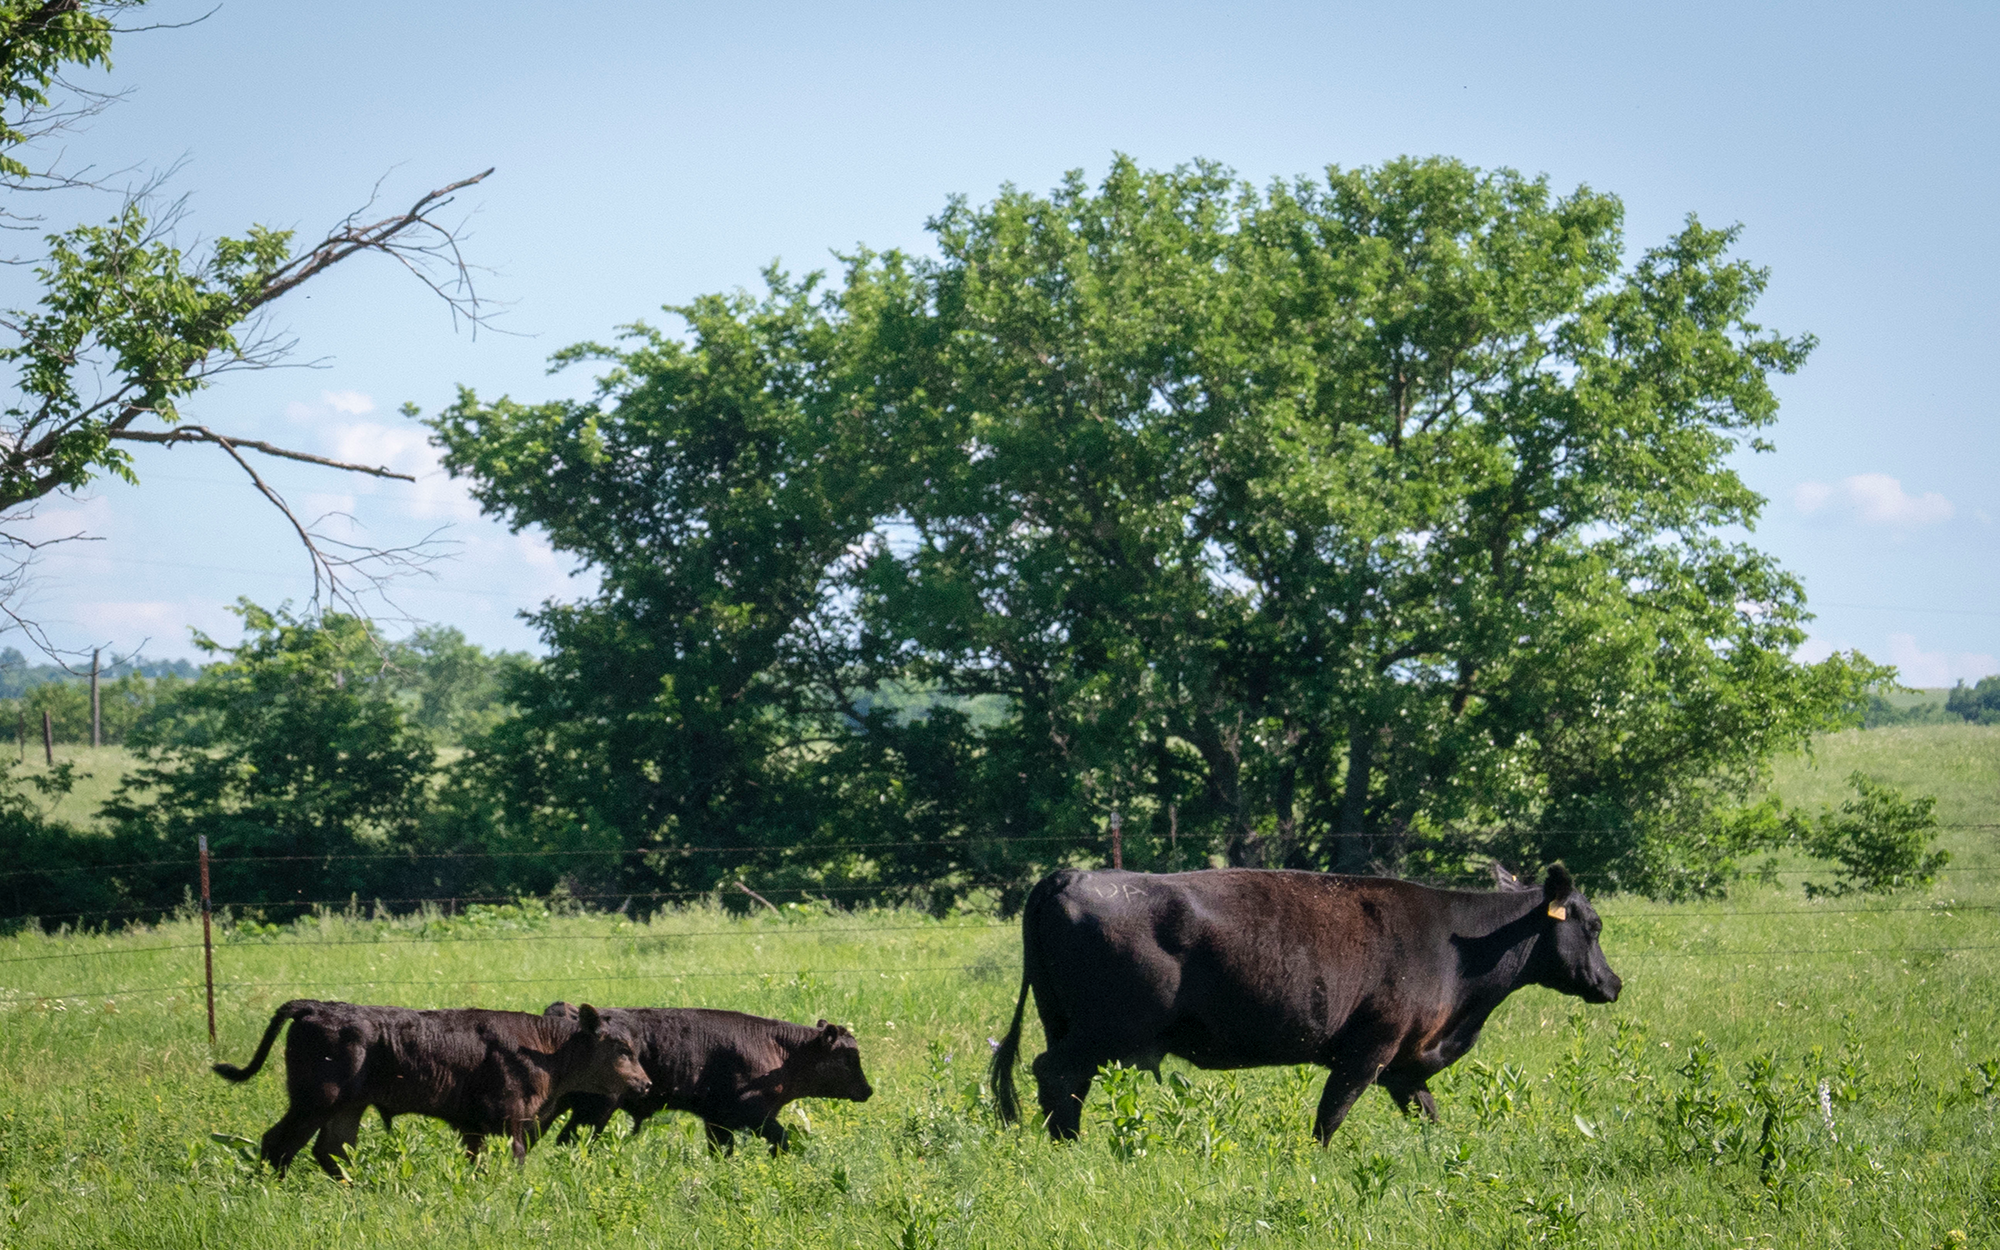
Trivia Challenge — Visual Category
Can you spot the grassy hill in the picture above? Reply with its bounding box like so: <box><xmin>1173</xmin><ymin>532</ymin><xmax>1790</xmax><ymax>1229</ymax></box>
<box><xmin>0</xmin><ymin>726</ymin><xmax>1994</xmax><ymax>1248</ymax></box>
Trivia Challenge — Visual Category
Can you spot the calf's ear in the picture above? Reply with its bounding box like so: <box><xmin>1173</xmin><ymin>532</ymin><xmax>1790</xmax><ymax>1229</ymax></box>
<box><xmin>1490</xmin><ymin>862</ymin><xmax>1526</xmax><ymax>891</ymax></box>
<box><xmin>577</xmin><ymin>1004</ymin><xmax>602</xmax><ymax>1033</ymax></box>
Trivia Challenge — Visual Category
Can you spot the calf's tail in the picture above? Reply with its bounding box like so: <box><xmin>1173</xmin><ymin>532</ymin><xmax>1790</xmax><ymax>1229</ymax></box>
<box><xmin>212</xmin><ymin>1000</ymin><xmax>309</xmax><ymax>1082</ymax></box>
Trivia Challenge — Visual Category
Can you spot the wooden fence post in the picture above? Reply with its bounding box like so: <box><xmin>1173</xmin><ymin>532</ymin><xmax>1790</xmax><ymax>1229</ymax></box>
<box><xmin>40</xmin><ymin>709</ymin><xmax>52</xmax><ymax>766</ymax></box>
<box><xmin>1110</xmin><ymin>809</ymin><xmax>1123</xmax><ymax>870</ymax></box>
<box><xmin>200</xmin><ymin>835</ymin><xmax>216</xmax><ymax>1047</ymax></box>
<box><xmin>89</xmin><ymin>648</ymin><xmax>100</xmax><ymax>749</ymax></box>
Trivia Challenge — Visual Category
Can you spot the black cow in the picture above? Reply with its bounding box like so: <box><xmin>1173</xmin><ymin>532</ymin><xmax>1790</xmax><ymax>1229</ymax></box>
<box><xmin>541</xmin><ymin>1003</ymin><xmax>874</xmax><ymax>1154</ymax></box>
<box><xmin>213</xmin><ymin>1000</ymin><xmax>650</xmax><ymax>1177</ymax></box>
<box><xmin>990</xmin><ymin>863</ymin><xmax>1620</xmax><ymax>1143</ymax></box>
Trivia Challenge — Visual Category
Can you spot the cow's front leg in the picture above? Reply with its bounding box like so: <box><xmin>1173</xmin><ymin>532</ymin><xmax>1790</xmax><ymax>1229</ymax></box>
<box><xmin>1313</xmin><ymin>1046</ymin><xmax>1397</xmax><ymax>1145</ymax></box>
<box><xmin>703</xmin><ymin>1121</ymin><xmax>738</xmax><ymax>1155</ymax></box>
<box><xmin>759</xmin><ymin>1118</ymin><xmax>789</xmax><ymax>1156</ymax></box>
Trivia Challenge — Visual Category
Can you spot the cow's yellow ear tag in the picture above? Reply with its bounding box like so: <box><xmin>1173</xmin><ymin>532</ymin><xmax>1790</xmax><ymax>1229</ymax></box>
<box><xmin>1546</xmin><ymin>903</ymin><xmax>1567</xmax><ymax>921</ymax></box>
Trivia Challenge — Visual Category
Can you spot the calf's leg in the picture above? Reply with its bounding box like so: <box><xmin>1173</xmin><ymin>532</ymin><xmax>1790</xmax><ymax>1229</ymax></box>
<box><xmin>310</xmin><ymin>1104</ymin><xmax>365</xmax><ymax>1180</ymax></box>
<box><xmin>759</xmin><ymin>1118</ymin><xmax>789</xmax><ymax>1156</ymax></box>
<box><xmin>259</xmin><ymin>1104</ymin><xmax>326</xmax><ymax>1177</ymax></box>
<box><xmin>704</xmin><ymin>1121</ymin><xmax>737</xmax><ymax>1155</ymax></box>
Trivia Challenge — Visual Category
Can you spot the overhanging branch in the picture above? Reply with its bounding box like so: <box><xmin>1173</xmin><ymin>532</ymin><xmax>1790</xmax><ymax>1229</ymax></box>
<box><xmin>108</xmin><ymin>425</ymin><xmax>415</xmax><ymax>481</ymax></box>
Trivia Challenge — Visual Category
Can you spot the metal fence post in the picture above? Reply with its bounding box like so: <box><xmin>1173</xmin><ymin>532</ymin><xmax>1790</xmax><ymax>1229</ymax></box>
<box><xmin>199</xmin><ymin>835</ymin><xmax>216</xmax><ymax>1047</ymax></box>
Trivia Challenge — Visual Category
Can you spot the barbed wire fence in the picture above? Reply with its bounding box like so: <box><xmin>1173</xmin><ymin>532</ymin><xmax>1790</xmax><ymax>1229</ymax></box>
<box><xmin>0</xmin><ymin>825</ymin><xmax>1993</xmax><ymax>1028</ymax></box>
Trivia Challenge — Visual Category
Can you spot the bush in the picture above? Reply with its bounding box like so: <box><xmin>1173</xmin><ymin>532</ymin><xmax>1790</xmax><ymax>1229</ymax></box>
<box><xmin>1794</xmin><ymin>772</ymin><xmax>1947</xmax><ymax>897</ymax></box>
<box><xmin>101</xmin><ymin>603</ymin><xmax>438</xmax><ymax>917</ymax></box>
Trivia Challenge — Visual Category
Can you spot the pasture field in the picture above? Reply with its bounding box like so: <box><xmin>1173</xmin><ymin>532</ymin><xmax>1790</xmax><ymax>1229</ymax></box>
<box><xmin>0</xmin><ymin>727</ymin><xmax>1995</xmax><ymax>1249</ymax></box>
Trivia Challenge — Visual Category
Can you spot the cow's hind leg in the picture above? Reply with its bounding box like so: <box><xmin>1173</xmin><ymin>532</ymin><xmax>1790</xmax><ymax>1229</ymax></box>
<box><xmin>1031</xmin><ymin>1041</ymin><xmax>1109</xmax><ymax>1141</ymax></box>
<box><xmin>310</xmin><ymin>1104</ymin><xmax>365</xmax><ymax>1180</ymax></box>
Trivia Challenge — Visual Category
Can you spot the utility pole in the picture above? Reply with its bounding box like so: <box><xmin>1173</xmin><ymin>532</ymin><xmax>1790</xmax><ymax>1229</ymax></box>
<box><xmin>89</xmin><ymin>648</ymin><xmax>100</xmax><ymax>749</ymax></box>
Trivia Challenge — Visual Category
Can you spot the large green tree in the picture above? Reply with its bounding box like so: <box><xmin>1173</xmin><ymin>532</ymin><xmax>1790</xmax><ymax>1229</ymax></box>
<box><xmin>435</xmin><ymin>157</ymin><xmax>1882</xmax><ymax>900</ymax></box>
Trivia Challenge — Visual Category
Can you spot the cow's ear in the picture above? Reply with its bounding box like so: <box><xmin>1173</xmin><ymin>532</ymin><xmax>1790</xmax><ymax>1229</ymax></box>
<box><xmin>1490</xmin><ymin>862</ymin><xmax>1526</xmax><ymax>891</ymax></box>
<box><xmin>818</xmin><ymin>1022</ymin><xmax>843</xmax><ymax>1046</ymax></box>
<box><xmin>577</xmin><ymin>1004</ymin><xmax>602</xmax><ymax>1033</ymax></box>
<box><xmin>1541</xmin><ymin>864</ymin><xmax>1575</xmax><ymax>918</ymax></box>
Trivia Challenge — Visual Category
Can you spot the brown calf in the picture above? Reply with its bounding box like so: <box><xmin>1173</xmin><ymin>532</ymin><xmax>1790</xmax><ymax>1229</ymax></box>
<box><xmin>542</xmin><ymin>1004</ymin><xmax>874</xmax><ymax>1154</ymax></box>
<box><xmin>213</xmin><ymin>999</ymin><xmax>649</xmax><ymax>1177</ymax></box>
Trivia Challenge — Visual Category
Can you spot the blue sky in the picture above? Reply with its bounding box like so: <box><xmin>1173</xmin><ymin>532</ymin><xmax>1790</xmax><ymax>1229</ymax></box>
<box><xmin>8</xmin><ymin>0</ymin><xmax>1996</xmax><ymax>682</ymax></box>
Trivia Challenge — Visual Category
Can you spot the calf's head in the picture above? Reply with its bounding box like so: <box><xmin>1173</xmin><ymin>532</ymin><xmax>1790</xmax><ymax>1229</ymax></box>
<box><xmin>560</xmin><ymin>1005</ymin><xmax>652</xmax><ymax>1099</ymax></box>
<box><xmin>1511</xmin><ymin>864</ymin><xmax>1622</xmax><ymax>1004</ymax></box>
<box><xmin>790</xmin><ymin>1021</ymin><xmax>874</xmax><ymax>1103</ymax></box>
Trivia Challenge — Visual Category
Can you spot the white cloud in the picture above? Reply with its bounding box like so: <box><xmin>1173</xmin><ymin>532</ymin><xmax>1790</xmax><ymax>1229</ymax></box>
<box><xmin>1792</xmin><ymin>636</ymin><xmax>1840</xmax><ymax>665</ymax></box>
<box><xmin>1793</xmin><ymin>481</ymin><xmax>1833</xmax><ymax>514</ymax></box>
<box><xmin>1793</xmin><ymin>474</ymin><xmax>1953</xmax><ymax>528</ymax></box>
<box><xmin>322</xmin><ymin>420</ymin><xmax>483</xmax><ymax>524</ymax></box>
<box><xmin>322</xmin><ymin>390</ymin><xmax>377</xmax><ymax>416</ymax></box>
<box><xmin>1884</xmin><ymin>632</ymin><xmax>1999</xmax><ymax>688</ymax></box>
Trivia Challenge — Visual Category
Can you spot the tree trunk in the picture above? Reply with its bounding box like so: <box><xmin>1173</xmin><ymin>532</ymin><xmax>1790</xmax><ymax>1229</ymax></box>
<box><xmin>1335</xmin><ymin>725</ymin><xmax>1372</xmax><ymax>874</ymax></box>
<box><xmin>1189</xmin><ymin>716</ymin><xmax>1256</xmax><ymax>866</ymax></box>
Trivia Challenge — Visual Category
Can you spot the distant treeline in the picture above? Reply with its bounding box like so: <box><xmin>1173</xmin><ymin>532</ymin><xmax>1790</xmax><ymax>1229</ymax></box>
<box><xmin>0</xmin><ymin>603</ymin><xmax>1953</xmax><ymax>932</ymax></box>
<box><xmin>0</xmin><ymin>650</ymin><xmax>199</xmax><ymax>745</ymax></box>
<box><xmin>1864</xmin><ymin>678</ymin><xmax>2000</xmax><ymax>728</ymax></box>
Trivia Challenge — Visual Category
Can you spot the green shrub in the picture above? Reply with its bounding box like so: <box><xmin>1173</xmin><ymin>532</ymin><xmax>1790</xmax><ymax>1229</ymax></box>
<box><xmin>1794</xmin><ymin>771</ymin><xmax>1948</xmax><ymax>896</ymax></box>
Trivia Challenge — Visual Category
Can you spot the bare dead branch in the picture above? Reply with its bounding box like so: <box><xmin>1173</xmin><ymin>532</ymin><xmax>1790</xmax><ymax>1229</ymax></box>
<box><xmin>734</xmin><ymin>880</ymin><xmax>781</xmax><ymax>916</ymax></box>
<box><xmin>108</xmin><ymin>425</ymin><xmax>417</xmax><ymax>481</ymax></box>
<box><xmin>250</xmin><ymin>168</ymin><xmax>498</xmax><ymax>331</ymax></box>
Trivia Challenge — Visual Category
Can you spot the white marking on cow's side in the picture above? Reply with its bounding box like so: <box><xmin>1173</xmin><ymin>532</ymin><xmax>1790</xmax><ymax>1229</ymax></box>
<box><xmin>1081</xmin><ymin>876</ymin><xmax>1149</xmax><ymax>901</ymax></box>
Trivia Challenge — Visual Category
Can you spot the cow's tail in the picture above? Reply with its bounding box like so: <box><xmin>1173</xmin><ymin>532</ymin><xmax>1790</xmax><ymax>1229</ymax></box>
<box><xmin>990</xmin><ymin>878</ymin><xmax>1051</xmax><ymax>1126</ymax></box>
<box><xmin>212</xmin><ymin>1000</ymin><xmax>310</xmax><ymax>1082</ymax></box>
<box><xmin>990</xmin><ymin>969</ymin><xmax>1031</xmax><ymax>1125</ymax></box>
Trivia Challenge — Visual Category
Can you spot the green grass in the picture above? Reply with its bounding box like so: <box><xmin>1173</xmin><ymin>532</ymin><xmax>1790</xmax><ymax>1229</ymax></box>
<box><xmin>7</xmin><ymin>744</ymin><xmax>140</xmax><ymax>831</ymax></box>
<box><xmin>0</xmin><ymin>727</ymin><xmax>1996</xmax><ymax>1248</ymax></box>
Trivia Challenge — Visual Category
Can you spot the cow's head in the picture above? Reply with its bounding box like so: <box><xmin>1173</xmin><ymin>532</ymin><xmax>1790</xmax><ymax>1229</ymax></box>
<box><xmin>561</xmin><ymin>1004</ymin><xmax>652</xmax><ymax>1099</ymax></box>
<box><xmin>792</xmin><ymin>1020</ymin><xmax>874</xmax><ymax>1103</ymax></box>
<box><xmin>1503</xmin><ymin>864</ymin><xmax>1622</xmax><ymax>1004</ymax></box>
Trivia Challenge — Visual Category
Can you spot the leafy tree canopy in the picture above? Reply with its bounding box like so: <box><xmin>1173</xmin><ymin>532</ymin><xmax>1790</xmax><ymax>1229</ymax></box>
<box><xmin>433</xmin><ymin>156</ymin><xmax>1889</xmax><ymax>900</ymax></box>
